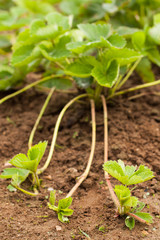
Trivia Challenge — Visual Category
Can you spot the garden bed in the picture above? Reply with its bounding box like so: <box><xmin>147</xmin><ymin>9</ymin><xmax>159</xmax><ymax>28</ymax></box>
<box><xmin>0</xmin><ymin>82</ymin><xmax>160</xmax><ymax>240</ymax></box>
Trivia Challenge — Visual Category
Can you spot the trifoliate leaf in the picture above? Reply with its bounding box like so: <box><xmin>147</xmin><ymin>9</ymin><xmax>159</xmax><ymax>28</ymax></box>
<box><xmin>103</xmin><ymin>160</ymin><xmax>154</xmax><ymax>185</ymax></box>
<box><xmin>125</xmin><ymin>216</ymin><xmax>135</xmax><ymax>230</ymax></box>
<box><xmin>78</xmin><ymin>23</ymin><xmax>111</xmax><ymax>41</ymax></box>
<box><xmin>58</xmin><ymin>197</ymin><xmax>72</xmax><ymax>210</ymax></box>
<box><xmin>91</xmin><ymin>59</ymin><xmax>119</xmax><ymax>88</ymax></box>
<box><xmin>134</xmin><ymin>212</ymin><xmax>153</xmax><ymax>223</ymax></box>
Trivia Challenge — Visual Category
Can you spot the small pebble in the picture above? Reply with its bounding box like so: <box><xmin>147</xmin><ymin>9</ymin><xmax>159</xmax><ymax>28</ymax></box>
<box><xmin>56</xmin><ymin>225</ymin><xmax>62</xmax><ymax>231</ymax></box>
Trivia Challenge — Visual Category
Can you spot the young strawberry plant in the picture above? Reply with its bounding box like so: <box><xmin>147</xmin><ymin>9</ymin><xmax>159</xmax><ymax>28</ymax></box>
<box><xmin>103</xmin><ymin>160</ymin><xmax>154</xmax><ymax>229</ymax></box>
<box><xmin>101</xmin><ymin>95</ymin><xmax>154</xmax><ymax>230</ymax></box>
<box><xmin>48</xmin><ymin>190</ymin><xmax>73</xmax><ymax>223</ymax></box>
<box><xmin>0</xmin><ymin>141</ymin><xmax>47</xmax><ymax>196</ymax></box>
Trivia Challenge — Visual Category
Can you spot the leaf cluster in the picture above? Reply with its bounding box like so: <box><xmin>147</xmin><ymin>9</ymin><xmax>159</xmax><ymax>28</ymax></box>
<box><xmin>48</xmin><ymin>191</ymin><xmax>73</xmax><ymax>223</ymax></box>
<box><xmin>0</xmin><ymin>141</ymin><xmax>47</xmax><ymax>191</ymax></box>
<box><xmin>103</xmin><ymin>160</ymin><xmax>154</xmax><ymax>229</ymax></box>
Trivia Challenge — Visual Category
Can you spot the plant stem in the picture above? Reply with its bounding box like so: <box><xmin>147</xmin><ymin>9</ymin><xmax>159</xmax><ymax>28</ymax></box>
<box><xmin>127</xmin><ymin>212</ymin><xmax>146</xmax><ymax>224</ymax></box>
<box><xmin>95</xmin><ymin>84</ymin><xmax>102</xmax><ymax>106</ymax></box>
<box><xmin>110</xmin><ymin>75</ymin><xmax>123</xmax><ymax>96</ymax></box>
<box><xmin>66</xmin><ymin>99</ymin><xmax>96</xmax><ymax>198</ymax></box>
<box><xmin>116</xmin><ymin>57</ymin><xmax>142</xmax><ymax>91</ymax></box>
<box><xmin>107</xmin><ymin>79</ymin><xmax>160</xmax><ymax>100</ymax></box>
<box><xmin>28</xmin><ymin>87</ymin><xmax>55</xmax><ymax>149</ymax></box>
<box><xmin>0</xmin><ymin>74</ymin><xmax>63</xmax><ymax>104</ymax></box>
<box><xmin>12</xmin><ymin>185</ymin><xmax>38</xmax><ymax>196</ymax></box>
<box><xmin>101</xmin><ymin>95</ymin><xmax>121</xmax><ymax>210</ymax></box>
<box><xmin>37</xmin><ymin>93</ymin><xmax>89</xmax><ymax>175</ymax></box>
<box><xmin>34</xmin><ymin>173</ymin><xmax>40</xmax><ymax>189</ymax></box>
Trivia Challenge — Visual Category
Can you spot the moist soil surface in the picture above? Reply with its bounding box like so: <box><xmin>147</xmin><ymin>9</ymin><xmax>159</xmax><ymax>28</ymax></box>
<box><xmin>0</xmin><ymin>81</ymin><xmax>160</xmax><ymax>240</ymax></box>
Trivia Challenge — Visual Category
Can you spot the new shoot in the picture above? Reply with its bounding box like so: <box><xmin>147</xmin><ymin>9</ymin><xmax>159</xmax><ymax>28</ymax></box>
<box><xmin>0</xmin><ymin>141</ymin><xmax>47</xmax><ymax>196</ymax></box>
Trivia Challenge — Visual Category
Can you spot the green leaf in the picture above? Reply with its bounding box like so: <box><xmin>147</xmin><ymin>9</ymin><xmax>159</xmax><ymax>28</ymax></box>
<box><xmin>78</xmin><ymin>23</ymin><xmax>111</xmax><ymax>41</ymax></box>
<box><xmin>133</xmin><ymin>201</ymin><xmax>145</xmax><ymax>212</ymax></box>
<box><xmin>40</xmin><ymin>36</ymin><xmax>71</xmax><ymax>60</ymax></box>
<box><xmin>116</xmin><ymin>26</ymin><xmax>140</xmax><ymax>37</ymax></box>
<box><xmin>58</xmin><ymin>197</ymin><xmax>72</xmax><ymax>210</ymax></box>
<box><xmin>7</xmin><ymin>184</ymin><xmax>17</xmax><ymax>192</ymax></box>
<box><xmin>91</xmin><ymin>59</ymin><xmax>119</xmax><ymax>88</ymax></box>
<box><xmin>114</xmin><ymin>185</ymin><xmax>131</xmax><ymax>203</ymax></box>
<box><xmin>125</xmin><ymin>216</ymin><xmax>135</xmax><ymax>230</ymax></box>
<box><xmin>46</xmin><ymin>12</ymin><xmax>73</xmax><ymax>30</ymax></box>
<box><xmin>127</xmin><ymin>165</ymin><xmax>154</xmax><ymax>185</ymax></box>
<box><xmin>153</xmin><ymin>13</ymin><xmax>160</xmax><ymax>25</ymax></box>
<box><xmin>58</xmin><ymin>213</ymin><xmax>69</xmax><ymax>223</ymax></box>
<box><xmin>134</xmin><ymin>212</ymin><xmax>153</xmax><ymax>223</ymax></box>
<box><xmin>102</xmin><ymin>48</ymin><xmax>142</xmax><ymax>66</ymax></box>
<box><xmin>147</xmin><ymin>47</ymin><xmax>160</xmax><ymax>66</ymax></box>
<box><xmin>66</xmin><ymin>56</ymin><xmax>96</xmax><ymax>77</ymax></box>
<box><xmin>48</xmin><ymin>202</ymin><xmax>58</xmax><ymax>212</ymax></box>
<box><xmin>132</xmin><ymin>31</ymin><xmax>146</xmax><ymax>51</ymax></box>
<box><xmin>74</xmin><ymin>77</ymin><xmax>93</xmax><ymax>89</ymax></box>
<box><xmin>11</xmin><ymin>173</ymin><xmax>22</xmax><ymax>187</ymax></box>
<box><xmin>107</xmin><ymin>34</ymin><xmax>126</xmax><ymax>48</ymax></box>
<box><xmin>136</xmin><ymin>58</ymin><xmax>155</xmax><ymax>83</ymax></box>
<box><xmin>0</xmin><ymin>168</ymin><xmax>30</xmax><ymax>179</ymax></box>
<box><xmin>0</xmin><ymin>35</ymin><xmax>11</xmax><ymax>49</ymax></box>
<box><xmin>40</xmin><ymin>77</ymin><xmax>73</xmax><ymax>90</ymax></box>
<box><xmin>27</xmin><ymin>141</ymin><xmax>47</xmax><ymax>165</ymax></box>
<box><xmin>61</xmin><ymin>209</ymin><xmax>74</xmax><ymax>216</ymax></box>
<box><xmin>103</xmin><ymin>160</ymin><xmax>154</xmax><ymax>185</ymax></box>
<box><xmin>49</xmin><ymin>190</ymin><xmax>56</xmax><ymax>206</ymax></box>
<box><xmin>148</xmin><ymin>24</ymin><xmax>160</xmax><ymax>45</ymax></box>
<box><xmin>11</xmin><ymin>45</ymin><xmax>40</xmax><ymax>67</ymax></box>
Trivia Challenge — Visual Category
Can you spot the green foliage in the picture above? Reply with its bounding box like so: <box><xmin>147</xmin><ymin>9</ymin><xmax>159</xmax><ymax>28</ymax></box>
<box><xmin>103</xmin><ymin>160</ymin><xmax>154</xmax><ymax>185</ymax></box>
<box><xmin>0</xmin><ymin>141</ymin><xmax>47</xmax><ymax>192</ymax></box>
<box><xmin>91</xmin><ymin>60</ymin><xmax>119</xmax><ymax>88</ymax></box>
<box><xmin>48</xmin><ymin>191</ymin><xmax>73</xmax><ymax>223</ymax></box>
<box><xmin>103</xmin><ymin>160</ymin><xmax>154</xmax><ymax>229</ymax></box>
<box><xmin>10</xmin><ymin>141</ymin><xmax>47</xmax><ymax>172</ymax></box>
<box><xmin>125</xmin><ymin>216</ymin><xmax>135</xmax><ymax>230</ymax></box>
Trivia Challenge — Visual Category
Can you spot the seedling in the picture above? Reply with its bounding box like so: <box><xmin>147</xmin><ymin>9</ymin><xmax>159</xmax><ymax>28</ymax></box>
<box><xmin>0</xmin><ymin>141</ymin><xmax>47</xmax><ymax>196</ymax></box>
<box><xmin>101</xmin><ymin>96</ymin><xmax>154</xmax><ymax>230</ymax></box>
<box><xmin>103</xmin><ymin>160</ymin><xmax>154</xmax><ymax>229</ymax></box>
<box><xmin>48</xmin><ymin>190</ymin><xmax>73</xmax><ymax>223</ymax></box>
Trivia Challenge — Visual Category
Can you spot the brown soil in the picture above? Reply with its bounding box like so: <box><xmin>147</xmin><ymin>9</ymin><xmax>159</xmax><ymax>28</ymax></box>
<box><xmin>0</xmin><ymin>84</ymin><xmax>160</xmax><ymax>240</ymax></box>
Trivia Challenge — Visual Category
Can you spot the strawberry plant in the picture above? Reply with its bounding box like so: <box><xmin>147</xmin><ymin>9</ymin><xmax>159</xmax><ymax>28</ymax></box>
<box><xmin>103</xmin><ymin>160</ymin><xmax>154</xmax><ymax>229</ymax></box>
<box><xmin>48</xmin><ymin>190</ymin><xmax>73</xmax><ymax>223</ymax></box>
<box><xmin>0</xmin><ymin>141</ymin><xmax>47</xmax><ymax>196</ymax></box>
